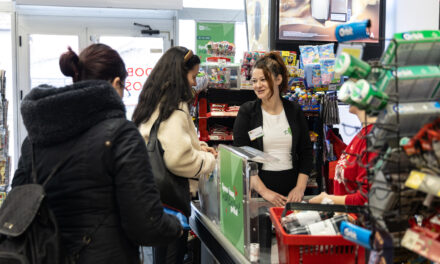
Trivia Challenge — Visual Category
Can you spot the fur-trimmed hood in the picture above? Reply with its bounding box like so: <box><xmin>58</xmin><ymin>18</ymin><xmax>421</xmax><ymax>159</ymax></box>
<box><xmin>21</xmin><ymin>80</ymin><xmax>126</xmax><ymax>146</ymax></box>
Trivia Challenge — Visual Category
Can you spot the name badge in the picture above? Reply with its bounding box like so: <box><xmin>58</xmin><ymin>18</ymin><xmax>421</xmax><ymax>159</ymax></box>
<box><xmin>248</xmin><ymin>126</ymin><xmax>264</xmax><ymax>141</ymax></box>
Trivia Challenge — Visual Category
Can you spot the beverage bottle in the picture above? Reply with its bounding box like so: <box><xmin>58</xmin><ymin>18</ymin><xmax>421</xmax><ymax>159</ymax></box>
<box><xmin>282</xmin><ymin>210</ymin><xmax>335</xmax><ymax>230</ymax></box>
<box><xmin>287</xmin><ymin>214</ymin><xmax>349</xmax><ymax>235</ymax></box>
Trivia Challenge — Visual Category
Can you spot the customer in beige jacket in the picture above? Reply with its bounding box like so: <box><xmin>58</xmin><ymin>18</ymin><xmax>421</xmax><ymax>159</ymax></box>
<box><xmin>132</xmin><ymin>46</ymin><xmax>216</xmax><ymax>264</ymax></box>
<box><xmin>138</xmin><ymin>102</ymin><xmax>216</xmax><ymax>194</ymax></box>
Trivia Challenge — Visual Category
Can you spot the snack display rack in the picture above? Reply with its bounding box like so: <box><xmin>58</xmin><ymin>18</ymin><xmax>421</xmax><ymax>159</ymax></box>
<box><xmin>0</xmin><ymin>70</ymin><xmax>9</xmax><ymax>202</ymax></box>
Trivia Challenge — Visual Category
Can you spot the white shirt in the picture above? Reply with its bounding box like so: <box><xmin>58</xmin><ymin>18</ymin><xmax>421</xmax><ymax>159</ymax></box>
<box><xmin>261</xmin><ymin>108</ymin><xmax>293</xmax><ymax>171</ymax></box>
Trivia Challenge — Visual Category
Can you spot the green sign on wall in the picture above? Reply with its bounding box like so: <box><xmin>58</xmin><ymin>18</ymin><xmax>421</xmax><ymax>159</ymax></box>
<box><xmin>196</xmin><ymin>22</ymin><xmax>235</xmax><ymax>63</ymax></box>
<box><xmin>219</xmin><ymin>147</ymin><xmax>244</xmax><ymax>254</ymax></box>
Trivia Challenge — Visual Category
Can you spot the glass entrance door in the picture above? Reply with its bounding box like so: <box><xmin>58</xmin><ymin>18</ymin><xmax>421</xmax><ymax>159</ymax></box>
<box><xmin>29</xmin><ymin>34</ymin><xmax>79</xmax><ymax>88</ymax></box>
<box><xmin>16</xmin><ymin>13</ymin><xmax>173</xmax><ymax>164</ymax></box>
<box><xmin>99</xmin><ymin>36</ymin><xmax>164</xmax><ymax>119</ymax></box>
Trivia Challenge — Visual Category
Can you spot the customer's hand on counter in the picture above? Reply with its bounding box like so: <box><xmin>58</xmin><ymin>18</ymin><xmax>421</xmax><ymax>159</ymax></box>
<box><xmin>287</xmin><ymin>185</ymin><xmax>305</xmax><ymax>202</ymax></box>
<box><xmin>309</xmin><ymin>192</ymin><xmax>347</xmax><ymax>205</ymax></box>
<box><xmin>308</xmin><ymin>192</ymin><xmax>329</xmax><ymax>204</ymax></box>
<box><xmin>261</xmin><ymin>188</ymin><xmax>287</xmax><ymax>207</ymax></box>
<box><xmin>201</xmin><ymin>145</ymin><xmax>218</xmax><ymax>158</ymax></box>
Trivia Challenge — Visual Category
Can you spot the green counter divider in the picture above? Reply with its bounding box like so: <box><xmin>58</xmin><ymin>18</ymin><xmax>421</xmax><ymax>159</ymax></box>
<box><xmin>219</xmin><ymin>147</ymin><xmax>244</xmax><ymax>255</ymax></box>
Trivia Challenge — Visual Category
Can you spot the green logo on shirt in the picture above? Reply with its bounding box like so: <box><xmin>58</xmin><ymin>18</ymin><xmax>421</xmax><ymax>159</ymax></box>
<box><xmin>284</xmin><ymin>127</ymin><xmax>292</xmax><ymax>136</ymax></box>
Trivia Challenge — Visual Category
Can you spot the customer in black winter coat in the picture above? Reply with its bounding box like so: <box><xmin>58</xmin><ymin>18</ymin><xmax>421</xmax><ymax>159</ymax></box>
<box><xmin>12</xmin><ymin>44</ymin><xmax>182</xmax><ymax>264</ymax></box>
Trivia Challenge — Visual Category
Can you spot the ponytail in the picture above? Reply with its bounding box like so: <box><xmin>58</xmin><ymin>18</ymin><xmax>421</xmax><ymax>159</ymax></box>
<box><xmin>59</xmin><ymin>47</ymin><xmax>80</xmax><ymax>82</ymax></box>
<box><xmin>264</xmin><ymin>52</ymin><xmax>288</xmax><ymax>93</ymax></box>
<box><xmin>253</xmin><ymin>51</ymin><xmax>289</xmax><ymax>99</ymax></box>
<box><xmin>59</xmin><ymin>44</ymin><xmax>127</xmax><ymax>84</ymax></box>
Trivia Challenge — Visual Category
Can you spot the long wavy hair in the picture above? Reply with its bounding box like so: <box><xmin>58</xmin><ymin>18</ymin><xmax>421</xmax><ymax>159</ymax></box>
<box><xmin>132</xmin><ymin>46</ymin><xmax>200</xmax><ymax>126</ymax></box>
<box><xmin>253</xmin><ymin>51</ymin><xmax>288</xmax><ymax>99</ymax></box>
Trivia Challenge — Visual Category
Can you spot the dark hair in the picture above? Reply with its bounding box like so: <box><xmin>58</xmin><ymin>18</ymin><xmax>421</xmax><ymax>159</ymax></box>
<box><xmin>59</xmin><ymin>44</ymin><xmax>127</xmax><ymax>83</ymax></box>
<box><xmin>253</xmin><ymin>51</ymin><xmax>288</xmax><ymax>99</ymax></box>
<box><xmin>132</xmin><ymin>46</ymin><xmax>200</xmax><ymax>126</ymax></box>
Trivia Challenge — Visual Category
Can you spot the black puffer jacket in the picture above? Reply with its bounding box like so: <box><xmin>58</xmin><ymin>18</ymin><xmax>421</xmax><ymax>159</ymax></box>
<box><xmin>12</xmin><ymin>80</ymin><xmax>182</xmax><ymax>264</ymax></box>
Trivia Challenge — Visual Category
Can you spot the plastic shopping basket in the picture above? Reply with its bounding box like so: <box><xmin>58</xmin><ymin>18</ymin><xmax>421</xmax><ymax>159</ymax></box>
<box><xmin>270</xmin><ymin>207</ymin><xmax>365</xmax><ymax>264</ymax></box>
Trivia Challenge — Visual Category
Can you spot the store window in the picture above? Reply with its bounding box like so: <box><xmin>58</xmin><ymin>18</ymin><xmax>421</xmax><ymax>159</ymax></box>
<box><xmin>183</xmin><ymin>0</ymin><xmax>244</xmax><ymax>9</ymax></box>
<box><xmin>0</xmin><ymin>12</ymin><xmax>13</xmax><ymax>177</ymax></box>
<box><xmin>29</xmin><ymin>34</ymin><xmax>79</xmax><ymax>88</ymax></box>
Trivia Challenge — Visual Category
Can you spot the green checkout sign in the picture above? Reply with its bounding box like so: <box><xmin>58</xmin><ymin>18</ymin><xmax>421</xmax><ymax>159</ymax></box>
<box><xmin>219</xmin><ymin>147</ymin><xmax>244</xmax><ymax>254</ymax></box>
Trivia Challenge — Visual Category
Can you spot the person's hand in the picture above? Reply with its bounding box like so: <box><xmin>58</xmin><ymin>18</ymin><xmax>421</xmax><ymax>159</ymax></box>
<box><xmin>287</xmin><ymin>186</ymin><xmax>305</xmax><ymax>202</ymax></box>
<box><xmin>261</xmin><ymin>189</ymin><xmax>287</xmax><ymax>207</ymax></box>
<box><xmin>201</xmin><ymin>145</ymin><xmax>218</xmax><ymax>158</ymax></box>
<box><xmin>309</xmin><ymin>192</ymin><xmax>329</xmax><ymax>204</ymax></box>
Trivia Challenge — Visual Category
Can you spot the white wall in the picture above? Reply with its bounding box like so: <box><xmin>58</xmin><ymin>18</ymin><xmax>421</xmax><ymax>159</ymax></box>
<box><xmin>388</xmin><ymin>0</ymin><xmax>439</xmax><ymax>36</ymax></box>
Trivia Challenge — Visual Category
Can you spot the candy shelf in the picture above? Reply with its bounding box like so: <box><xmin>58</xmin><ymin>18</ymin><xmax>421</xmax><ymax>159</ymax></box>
<box><xmin>405</xmin><ymin>170</ymin><xmax>440</xmax><ymax>197</ymax></box>
<box><xmin>201</xmin><ymin>112</ymin><xmax>238</xmax><ymax>118</ymax></box>
<box><xmin>401</xmin><ymin>226</ymin><xmax>440</xmax><ymax>263</ymax></box>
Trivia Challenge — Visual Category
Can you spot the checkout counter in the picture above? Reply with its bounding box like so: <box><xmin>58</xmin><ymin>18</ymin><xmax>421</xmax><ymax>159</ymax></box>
<box><xmin>191</xmin><ymin>145</ymin><xmax>276</xmax><ymax>264</ymax></box>
<box><xmin>190</xmin><ymin>144</ymin><xmax>366</xmax><ymax>264</ymax></box>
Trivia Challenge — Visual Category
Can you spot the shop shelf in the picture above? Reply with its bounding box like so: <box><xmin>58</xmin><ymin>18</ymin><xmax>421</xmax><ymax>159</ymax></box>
<box><xmin>401</xmin><ymin>226</ymin><xmax>440</xmax><ymax>263</ymax></box>
<box><xmin>204</xmin><ymin>112</ymin><xmax>238</xmax><ymax>118</ymax></box>
<box><xmin>404</xmin><ymin>170</ymin><xmax>440</xmax><ymax>197</ymax></box>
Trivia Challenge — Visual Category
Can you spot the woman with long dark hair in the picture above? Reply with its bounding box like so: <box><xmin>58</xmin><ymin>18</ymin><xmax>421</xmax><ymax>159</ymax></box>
<box><xmin>12</xmin><ymin>44</ymin><xmax>182</xmax><ymax>264</ymax></box>
<box><xmin>133</xmin><ymin>46</ymin><xmax>216</xmax><ymax>264</ymax></box>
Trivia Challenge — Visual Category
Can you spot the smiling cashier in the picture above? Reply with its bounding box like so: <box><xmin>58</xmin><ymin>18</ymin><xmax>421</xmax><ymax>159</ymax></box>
<box><xmin>233</xmin><ymin>51</ymin><xmax>313</xmax><ymax>207</ymax></box>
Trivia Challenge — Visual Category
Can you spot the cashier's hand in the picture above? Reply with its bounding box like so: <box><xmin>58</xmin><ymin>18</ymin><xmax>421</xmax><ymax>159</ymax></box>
<box><xmin>201</xmin><ymin>145</ymin><xmax>218</xmax><ymax>158</ymax></box>
<box><xmin>308</xmin><ymin>192</ymin><xmax>329</xmax><ymax>204</ymax></box>
<box><xmin>261</xmin><ymin>189</ymin><xmax>287</xmax><ymax>207</ymax></box>
<box><xmin>287</xmin><ymin>186</ymin><xmax>305</xmax><ymax>203</ymax></box>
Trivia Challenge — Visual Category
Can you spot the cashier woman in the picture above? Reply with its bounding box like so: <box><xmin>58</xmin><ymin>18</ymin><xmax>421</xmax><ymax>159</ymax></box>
<box><xmin>233</xmin><ymin>52</ymin><xmax>313</xmax><ymax>207</ymax></box>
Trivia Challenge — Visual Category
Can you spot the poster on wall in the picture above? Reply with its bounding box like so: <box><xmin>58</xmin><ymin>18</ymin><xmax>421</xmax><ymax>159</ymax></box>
<box><xmin>196</xmin><ymin>22</ymin><xmax>235</xmax><ymax>63</ymax></box>
<box><xmin>245</xmin><ymin>0</ymin><xmax>270</xmax><ymax>51</ymax></box>
<box><xmin>219</xmin><ymin>147</ymin><xmax>245</xmax><ymax>255</ymax></box>
<box><xmin>278</xmin><ymin>0</ymin><xmax>380</xmax><ymax>43</ymax></box>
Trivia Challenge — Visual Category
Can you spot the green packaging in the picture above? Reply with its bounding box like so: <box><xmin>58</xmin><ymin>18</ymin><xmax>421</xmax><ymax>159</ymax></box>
<box><xmin>335</xmin><ymin>52</ymin><xmax>371</xmax><ymax>79</ymax></box>
<box><xmin>338</xmin><ymin>80</ymin><xmax>363</xmax><ymax>108</ymax></box>
<box><xmin>376</xmin><ymin>65</ymin><xmax>440</xmax><ymax>102</ymax></box>
<box><xmin>352</xmin><ymin>80</ymin><xmax>389</xmax><ymax>111</ymax></box>
<box><xmin>381</xmin><ymin>30</ymin><xmax>440</xmax><ymax>66</ymax></box>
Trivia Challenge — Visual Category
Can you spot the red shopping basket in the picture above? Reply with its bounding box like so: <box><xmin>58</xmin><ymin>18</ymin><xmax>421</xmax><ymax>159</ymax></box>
<box><xmin>270</xmin><ymin>207</ymin><xmax>365</xmax><ymax>264</ymax></box>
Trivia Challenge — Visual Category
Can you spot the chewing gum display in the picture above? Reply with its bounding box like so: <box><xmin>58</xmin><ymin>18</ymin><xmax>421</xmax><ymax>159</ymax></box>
<box><xmin>381</xmin><ymin>30</ymin><xmax>440</xmax><ymax>66</ymax></box>
<box><xmin>335</xmin><ymin>52</ymin><xmax>371</xmax><ymax>79</ymax></box>
<box><xmin>338</xmin><ymin>80</ymin><xmax>362</xmax><ymax>108</ymax></box>
<box><xmin>352</xmin><ymin>80</ymin><xmax>389</xmax><ymax>111</ymax></box>
<box><xmin>376</xmin><ymin>65</ymin><xmax>440</xmax><ymax>102</ymax></box>
<box><xmin>369</xmin><ymin>102</ymin><xmax>440</xmax><ymax>148</ymax></box>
